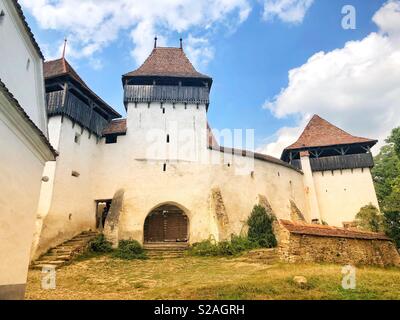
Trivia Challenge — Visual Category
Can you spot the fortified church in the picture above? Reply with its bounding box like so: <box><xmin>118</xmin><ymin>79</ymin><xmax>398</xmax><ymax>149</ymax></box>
<box><xmin>31</xmin><ymin>38</ymin><xmax>380</xmax><ymax>258</ymax></box>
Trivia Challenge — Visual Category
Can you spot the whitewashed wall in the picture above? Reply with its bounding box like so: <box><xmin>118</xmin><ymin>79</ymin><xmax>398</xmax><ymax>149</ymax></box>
<box><xmin>0</xmin><ymin>0</ymin><xmax>47</xmax><ymax>135</ymax></box>
<box><xmin>313</xmin><ymin>168</ymin><xmax>379</xmax><ymax>226</ymax></box>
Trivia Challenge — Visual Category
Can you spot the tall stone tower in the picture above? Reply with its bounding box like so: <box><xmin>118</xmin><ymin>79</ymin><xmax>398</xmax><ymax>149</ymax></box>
<box><xmin>122</xmin><ymin>39</ymin><xmax>213</xmax><ymax>164</ymax></box>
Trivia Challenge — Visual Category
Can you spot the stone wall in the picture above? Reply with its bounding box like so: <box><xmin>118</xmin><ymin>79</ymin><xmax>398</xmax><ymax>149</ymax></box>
<box><xmin>277</xmin><ymin>220</ymin><xmax>400</xmax><ymax>267</ymax></box>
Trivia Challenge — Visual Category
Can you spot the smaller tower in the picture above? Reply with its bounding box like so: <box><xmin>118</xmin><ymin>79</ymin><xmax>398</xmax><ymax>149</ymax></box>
<box><xmin>281</xmin><ymin>115</ymin><xmax>378</xmax><ymax>226</ymax></box>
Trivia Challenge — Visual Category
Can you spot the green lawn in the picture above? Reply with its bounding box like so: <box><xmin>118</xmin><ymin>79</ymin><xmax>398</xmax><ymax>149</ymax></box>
<box><xmin>26</xmin><ymin>254</ymin><xmax>400</xmax><ymax>300</ymax></box>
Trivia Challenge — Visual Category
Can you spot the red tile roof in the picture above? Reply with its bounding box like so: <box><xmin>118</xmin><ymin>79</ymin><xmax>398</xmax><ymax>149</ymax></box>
<box><xmin>284</xmin><ymin>115</ymin><xmax>377</xmax><ymax>151</ymax></box>
<box><xmin>102</xmin><ymin>119</ymin><xmax>127</xmax><ymax>136</ymax></box>
<box><xmin>0</xmin><ymin>78</ymin><xmax>57</xmax><ymax>158</ymax></box>
<box><xmin>43</xmin><ymin>58</ymin><xmax>121</xmax><ymax>118</ymax></box>
<box><xmin>123</xmin><ymin>47</ymin><xmax>211</xmax><ymax>79</ymax></box>
<box><xmin>280</xmin><ymin>219</ymin><xmax>390</xmax><ymax>240</ymax></box>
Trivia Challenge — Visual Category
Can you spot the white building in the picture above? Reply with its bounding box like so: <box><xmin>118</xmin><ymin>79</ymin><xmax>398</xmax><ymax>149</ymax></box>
<box><xmin>0</xmin><ymin>0</ymin><xmax>56</xmax><ymax>299</ymax></box>
<box><xmin>31</xmin><ymin>40</ymin><xmax>379</xmax><ymax>259</ymax></box>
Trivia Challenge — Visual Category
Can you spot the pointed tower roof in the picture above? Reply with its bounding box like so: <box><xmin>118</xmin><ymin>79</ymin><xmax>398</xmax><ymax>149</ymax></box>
<box><xmin>43</xmin><ymin>58</ymin><xmax>121</xmax><ymax>118</ymax></box>
<box><xmin>123</xmin><ymin>47</ymin><xmax>212</xmax><ymax>82</ymax></box>
<box><xmin>284</xmin><ymin>115</ymin><xmax>377</xmax><ymax>151</ymax></box>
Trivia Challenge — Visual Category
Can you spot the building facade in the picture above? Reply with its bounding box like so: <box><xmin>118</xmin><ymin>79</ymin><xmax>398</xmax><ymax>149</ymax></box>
<box><xmin>0</xmin><ymin>0</ymin><xmax>56</xmax><ymax>299</ymax></box>
<box><xmin>31</xmin><ymin>42</ymin><xmax>379</xmax><ymax>259</ymax></box>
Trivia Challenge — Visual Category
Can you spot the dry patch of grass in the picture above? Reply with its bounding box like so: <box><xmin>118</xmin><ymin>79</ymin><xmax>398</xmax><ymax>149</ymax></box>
<box><xmin>26</xmin><ymin>255</ymin><xmax>400</xmax><ymax>300</ymax></box>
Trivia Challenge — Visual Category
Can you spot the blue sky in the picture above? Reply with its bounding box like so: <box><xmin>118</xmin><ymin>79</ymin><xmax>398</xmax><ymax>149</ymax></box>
<box><xmin>22</xmin><ymin>0</ymin><xmax>400</xmax><ymax>156</ymax></box>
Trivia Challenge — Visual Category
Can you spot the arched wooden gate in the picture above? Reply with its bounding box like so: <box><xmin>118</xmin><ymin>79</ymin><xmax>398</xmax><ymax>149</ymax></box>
<box><xmin>144</xmin><ymin>204</ymin><xmax>188</xmax><ymax>243</ymax></box>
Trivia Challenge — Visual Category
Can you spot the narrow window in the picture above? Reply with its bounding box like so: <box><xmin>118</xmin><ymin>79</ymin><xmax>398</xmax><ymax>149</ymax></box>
<box><xmin>163</xmin><ymin>163</ymin><xmax>167</xmax><ymax>172</ymax></box>
<box><xmin>71</xmin><ymin>171</ymin><xmax>80</xmax><ymax>178</ymax></box>
<box><xmin>166</xmin><ymin>134</ymin><xmax>170</xmax><ymax>143</ymax></box>
<box><xmin>26</xmin><ymin>58</ymin><xmax>31</xmax><ymax>71</ymax></box>
<box><xmin>162</xmin><ymin>107</ymin><xmax>165</xmax><ymax>114</ymax></box>
<box><xmin>74</xmin><ymin>133</ymin><xmax>81</xmax><ymax>144</ymax></box>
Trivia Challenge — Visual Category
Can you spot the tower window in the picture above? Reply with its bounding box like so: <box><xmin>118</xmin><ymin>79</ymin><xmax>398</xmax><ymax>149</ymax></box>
<box><xmin>74</xmin><ymin>133</ymin><xmax>81</xmax><ymax>144</ymax></box>
<box><xmin>163</xmin><ymin>163</ymin><xmax>167</xmax><ymax>172</ymax></box>
<box><xmin>162</xmin><ymin>107</ymin><xmax>165</xmax><ymax>114</ymax></box>
<box><xmin>105</xmin><ymin>135</ymin><xmax>118</xmax><ymax>144</ymax></box>
<box><xmin>166</xmin><ymin>134</ymin><xmax>170</xmax><ymax>143</ymax></box>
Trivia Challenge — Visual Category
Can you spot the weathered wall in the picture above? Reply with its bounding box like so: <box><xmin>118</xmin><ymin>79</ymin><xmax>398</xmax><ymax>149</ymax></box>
<box><xmin>33</xmin><ymin>116</ymin><xmax>99</xmax><ymax>259</ymax></box>
<box><xmin>277</xmin><ymin>226</ymin><xmax>400</xmax><ymax>267</ymax></box>
<box><xmin>0</xmin><ymin>95</ymin><xmax>48</xmax><ymax>299</ymax></box>
<box><xmin>312</xmin><ymin>168</ymin><xmax>380</xmax><ymax>226</ymax></box>
<box><xmin>0</xmin><ymin>0</ymin><xmax>47</xmax><ymax>135</ymax></box>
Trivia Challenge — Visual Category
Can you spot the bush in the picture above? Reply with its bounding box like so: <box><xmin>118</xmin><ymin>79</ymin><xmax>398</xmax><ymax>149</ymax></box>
<box><xmin>89</xmin><ymin>234</ymin><xmax>113</xmax><ymax>253</ymax></box>
<box><xmin>188</xmin><ymin>235</ymin><xmax>257</xmax><ymax>257</ymax></box>
<box><xmin>384</xmin><ymin>211</ymin><xmax>400</xmax><ymax>248</ymax></box>
<box><xmin>113</xmin><ymin>239</ymin><xmax>147</xmax><ymax>260</ymax></box>
<box><xmin>247</xmin><ymin>205</ymin><xmax>277</xmax><ymax>248</ymax></box>
<box><xmin>355</xmin><ymin>204</ymin><xmax>384</xmax><ymax>232</ymax></box>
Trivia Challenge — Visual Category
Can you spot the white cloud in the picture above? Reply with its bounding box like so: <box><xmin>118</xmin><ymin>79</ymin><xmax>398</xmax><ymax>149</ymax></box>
<box><xmin>262</xmin><ymin>0</ymin><xmax>314</xmax><ymax>24</ymax></box>
<box><xmin>260</xmin><ymin>0</ymin><xmax>400</xmax><ymax>158</ymax></box>
<box><xmin>20</xmin><ymin>0</ymin><xmax>251</xmax><ymax>68</ymax></box>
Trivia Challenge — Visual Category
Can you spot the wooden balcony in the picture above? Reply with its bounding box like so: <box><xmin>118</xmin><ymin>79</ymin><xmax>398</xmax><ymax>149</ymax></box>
<box><xmin>46</xmin><ymin>90</ymin><xmax>109</xmax><ymax>137</ymax></box>
<box><xmin>124</xmin><ymin>85</ymin><xmax>210</xmax><ymax>105</ymax></box>
<box><xmin>290</xmin><ymin>153</ymin><xmax>374</xmax><ymax>172</ymax></box>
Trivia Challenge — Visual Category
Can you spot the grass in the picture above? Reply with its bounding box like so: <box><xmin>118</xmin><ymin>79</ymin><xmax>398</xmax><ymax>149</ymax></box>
<box><xmin>25</xmin><ymin>255</ymin><xmax>400</xmax><ymax>300</ymax></box>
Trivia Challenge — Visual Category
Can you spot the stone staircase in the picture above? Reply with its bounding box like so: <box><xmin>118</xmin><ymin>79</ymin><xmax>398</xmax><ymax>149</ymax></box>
<box><xmin>238</xmin><ymin>248</ymin><xmax>280</xmax><ymax>264</ymax></box>
<box><xmin>31</xmin><ymin>230</ymin><xmax>98</xmax><ymax>269</ymax></box>
<box><xmin>144</xmin><ymin>242</ymin><xmax>189</xmax><ymax>259</ymax></box>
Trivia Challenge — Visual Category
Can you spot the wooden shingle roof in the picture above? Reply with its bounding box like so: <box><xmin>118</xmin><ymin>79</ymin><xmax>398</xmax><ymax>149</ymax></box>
<box><xmin>44</xmin><ymin>58</ymin><xmax>121</xmax><ymax>118</ymax></box>
<box><xmin>102</xmin><ymin>119</ymin><xmax>127</xmax><ymax>136</ymax></box>
<box><xmin>123</xmin><ymin>47</ymin><xmax>211</xmax><ymax>80</ymax></box>
<box><xmin>284</xmin><ymin>115</ymin><xmax>377</xmax><ymax>151</ymax></box>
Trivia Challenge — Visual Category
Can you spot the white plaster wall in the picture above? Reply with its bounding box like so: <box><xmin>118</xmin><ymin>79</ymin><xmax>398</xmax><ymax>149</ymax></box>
<box><xmin>34</xmin><ymin>102</ymin><xmax>309</xmax><ymax>254</ymax></box>
<box><xmin>0</xmin><ymin>113</ymin><xmax>44</xmax><ymax>287</ymax></box>
<box><xmin>0</xmin><ymin>0</ymin><xmax>47</xmax><ymax>135</ymax></box>
<box><xmin>33</xmin><ymin>116</ymin><xmax>100</xmax><ymax>258</ymax></box>
<box><xmin>313</xmin><ymin>168</ymin><xmax>380</xmax><ymax>227</ymax></box>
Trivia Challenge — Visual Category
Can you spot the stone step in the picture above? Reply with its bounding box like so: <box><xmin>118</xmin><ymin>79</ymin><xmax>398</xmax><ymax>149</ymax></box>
<box><xmin>31</xmin><ymin>230</ymin><xmax>98</xmax><ymax>269</ymax></box>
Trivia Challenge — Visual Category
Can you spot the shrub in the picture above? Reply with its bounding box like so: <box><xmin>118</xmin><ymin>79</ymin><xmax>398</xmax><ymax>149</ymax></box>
<box><xmin>113</xmin><ymin>239</ymin><xmax>147</xmax><ymax>260</ymax></box>
<box><xmin>355</xmin><ymin>204</ymin><xmax>384</xmax><ymax>232</ymax></box>
<box><xmin>188</xmin><ymin>235</ymin><xmax>257</xmax><ymax>257</ymax></box>
<box><xmin>89</xmin><ymin>234</ymin><xmax>113</xmax><ymax>253</ymax></box>
<box><xmin>384</xmin><ymin>211</ymin><xmax>400</xmax><ymax>248</ymax></box>
<box><xmin>247</xmin><ymin>205</ymin><xmax>277</xmax><ymax>248</ymax></box>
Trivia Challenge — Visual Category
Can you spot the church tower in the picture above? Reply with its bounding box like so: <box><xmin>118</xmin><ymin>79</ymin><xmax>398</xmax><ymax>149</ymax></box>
<box><xmin>122</xmin><ymin>38</ymin><xmax>213</xmax><ymax>163</ymax></box>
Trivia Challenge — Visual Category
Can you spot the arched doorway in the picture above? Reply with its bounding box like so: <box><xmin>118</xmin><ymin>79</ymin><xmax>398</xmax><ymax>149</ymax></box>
<box><xmin>144</xmin><ymin>204</ymin><xmax>188</xmax><ymax>243</ymax></box>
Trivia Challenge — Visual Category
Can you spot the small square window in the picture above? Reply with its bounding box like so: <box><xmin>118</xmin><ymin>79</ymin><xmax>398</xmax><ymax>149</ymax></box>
<box><xmin>106</xmin><ymin>135</ymin><xmax>118</xmax><ymax>144</ymax></box>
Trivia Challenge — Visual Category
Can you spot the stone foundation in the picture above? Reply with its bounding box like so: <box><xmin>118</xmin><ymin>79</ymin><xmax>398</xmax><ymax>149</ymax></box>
<box><xmin>278</xmin><ymin>220</ymin><xmax>400</xmax><ymax>267</ymax></box>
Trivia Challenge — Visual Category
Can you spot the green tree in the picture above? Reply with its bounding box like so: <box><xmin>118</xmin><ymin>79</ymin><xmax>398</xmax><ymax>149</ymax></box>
<box><xmin>384</xmin><ymin>211</ymin><xmax>400</xmax><ymax>248</ymax></box>
<box><xmin>355</xmin><ymin>204</ymin><xmax>383</xmax><ymax>232</ymax></box>
<box><xmin>247</xmin><ymin>205</ymin><xmax>277</xmax><ymax>248</ymax></box>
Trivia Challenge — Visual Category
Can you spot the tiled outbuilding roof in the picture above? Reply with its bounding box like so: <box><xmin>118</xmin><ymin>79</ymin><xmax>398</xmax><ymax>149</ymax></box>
<box><xmin>102</xmin><ymin>119</ymin><xmax>127</xmax><ymax>136</ymax></box>
<box><xmin>284</xmin><ymin>115</ymin><xmax>377</xmax><ymax>151</ymax></box>
<box><xmin>280</xmin><ymin>220</ymin><xmax>390</xmax><ymax>240</ymax></box>
<box><xmin>44</xmin><ymin>58</ymin><xmax>121</xmax><ymax>118</ymax></box>
<box><xmin>0</xmin><ymin>78</ymin><xmax>57</xmax><ymax>158</ymax></box>
<box><xmin>10</xmin><ymin>0</ymin><xmax>44</xmax><ymax>59</ymax></box>
<box><xmin>123</xmin><ymin>47</ymin><xmax>211</xmax><ymax>80</ymax></box>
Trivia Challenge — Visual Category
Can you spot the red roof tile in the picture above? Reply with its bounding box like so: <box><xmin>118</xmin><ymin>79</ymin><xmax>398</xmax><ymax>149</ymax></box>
<box><xmin>285</xmin><ymin>115</ymin><xmax>377</xmax><ymax>151</ymax></box>
<box><xmin>43</xmin><ymin>58</ymin><xmax>121</xmax><ymax>118</ymax></box>
<box><xmin>123</xmin><ymin>47</ymin><xmax>211</xmax><ymax>79</ymax></box>
<box><xmin>102</xmin><ymin>119</ymin><xmax>127</xmax><ymax>136</ymax></box>
<box><xmin>280</xmin><ymin>219</ymin><xmax>390</xmax><ymax>240</ymax></box>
